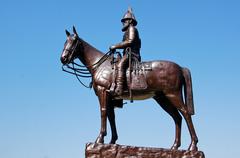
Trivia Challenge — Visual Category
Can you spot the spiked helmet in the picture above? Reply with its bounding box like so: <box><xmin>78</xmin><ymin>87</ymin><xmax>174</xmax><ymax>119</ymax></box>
<box><xmin>121</xmin><ymin>7</ymin><xmax>137</xmax><ymax>26</ymax></box>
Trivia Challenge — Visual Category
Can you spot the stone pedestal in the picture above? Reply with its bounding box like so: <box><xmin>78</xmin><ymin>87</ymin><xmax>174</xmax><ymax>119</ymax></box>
<box><xmin>85</xmin><ymin>143</ymin><xmax>205</xmax><ymax>158</ymax></box>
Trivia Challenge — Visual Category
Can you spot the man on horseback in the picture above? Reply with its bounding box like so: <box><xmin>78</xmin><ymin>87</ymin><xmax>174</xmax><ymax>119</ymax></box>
<box><xmin>109</xmin><ymin>7</ymin><xmax>141</xmax><ymax>96</ymax></box>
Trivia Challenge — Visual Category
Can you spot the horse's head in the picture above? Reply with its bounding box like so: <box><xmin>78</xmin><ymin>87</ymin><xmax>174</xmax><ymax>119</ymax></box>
<box><xmin>60</xmin><ymin>26</ymin><xmax>81</xmax><ymax>65</ymax></box>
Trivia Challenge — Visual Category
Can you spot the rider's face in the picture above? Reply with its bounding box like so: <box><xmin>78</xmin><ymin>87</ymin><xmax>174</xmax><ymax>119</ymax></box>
<box><xmin>122</xmin><ymin>20</ymin><xmax>130</xmax><ymax>26</ymax></box>
<box><xmin>122</xmin><ymin>19</ymin><xmax>131</xmax><ymax>31</ymax></box>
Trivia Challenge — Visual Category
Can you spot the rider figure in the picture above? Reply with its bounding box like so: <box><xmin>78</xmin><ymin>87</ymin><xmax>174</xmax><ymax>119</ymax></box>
<box><xmin>110</xmin><ymin>7</ymin><xmax>141</xmax><ymax>96</ymax></box>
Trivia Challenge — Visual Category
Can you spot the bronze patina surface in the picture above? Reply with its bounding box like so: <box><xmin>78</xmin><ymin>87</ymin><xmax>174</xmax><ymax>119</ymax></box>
<box><xmin>60</xmin><ymin>8</ymin><xmax>200</xmax><ymax>152</ymax></box>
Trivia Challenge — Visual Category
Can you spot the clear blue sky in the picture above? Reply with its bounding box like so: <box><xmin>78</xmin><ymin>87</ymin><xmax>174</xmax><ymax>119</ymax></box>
<box><xmin>1</xmin><ymin>0</ymin><xmax>240</xmax><ymax>157</ymax></box>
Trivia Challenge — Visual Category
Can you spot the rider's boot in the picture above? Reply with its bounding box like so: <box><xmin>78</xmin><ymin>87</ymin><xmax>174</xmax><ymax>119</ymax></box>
<box><xmin>115</xmin><ymin>66</ymin><xmax>124</xmax><ymax>96</ymax></box>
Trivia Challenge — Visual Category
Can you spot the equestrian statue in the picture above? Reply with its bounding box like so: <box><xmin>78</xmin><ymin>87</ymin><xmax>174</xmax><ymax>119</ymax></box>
<box><xmin>60</xmin><ymin>7</ymin><xmax>199</xmax><ymax>151</ymax></box>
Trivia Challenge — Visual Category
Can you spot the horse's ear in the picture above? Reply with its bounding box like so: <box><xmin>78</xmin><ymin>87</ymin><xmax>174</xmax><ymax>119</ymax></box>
<box><xmin>73</xmin><ymin>26</ymin><xmax>78</xmax><ymax>36</ymax></box>
<box><xmin>65</xmin><ymin>29</ymin><xmax>70</xmax><ymax>37</ymax></box>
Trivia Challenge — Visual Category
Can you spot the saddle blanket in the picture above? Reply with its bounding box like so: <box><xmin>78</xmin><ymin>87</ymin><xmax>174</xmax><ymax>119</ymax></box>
<box><xmin>126</xmin><ymin>62</ymin><xmax>152</xmax><ymax>90</ymax></box>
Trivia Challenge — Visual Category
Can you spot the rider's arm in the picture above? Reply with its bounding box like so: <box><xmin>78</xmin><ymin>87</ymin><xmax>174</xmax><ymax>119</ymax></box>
<box><xmin>111</xmin><ymin>26</ymin><xmax>135</xmax><ymax>49</ymax></box>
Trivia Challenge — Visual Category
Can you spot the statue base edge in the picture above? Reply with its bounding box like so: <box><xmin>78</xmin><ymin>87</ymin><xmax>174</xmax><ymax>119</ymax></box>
<box><xmin>85</xmin><ymin>142</ymin><xmax>205</xmax><ymax>158</ymax></box>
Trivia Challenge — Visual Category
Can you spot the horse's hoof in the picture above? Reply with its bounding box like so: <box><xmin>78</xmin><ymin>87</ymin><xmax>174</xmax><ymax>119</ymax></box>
<box><xmin>109</xmin><ymin>140</ymin><xmax>116</xmax><ymax>144</ymax></box>
<box><xmin>95</xmin><ymin>137</ymin><xmax>104</xmax><ymax>144</ymax></box>
<box><xmin>170</xmin><ymin>145</ymin><xmax>179</xmax><ymax>150</ymax></box>
<box><xmin>188</xmin><ymin>144</ymin><xmax>198</xmax><ymax>151</ymax></box>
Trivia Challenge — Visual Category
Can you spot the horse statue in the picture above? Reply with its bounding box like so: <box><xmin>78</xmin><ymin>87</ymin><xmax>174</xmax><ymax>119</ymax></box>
<box><xmin>60</xmin><ymin>26</ymin><xmax>199</xmax><ymax>151</ymax></box>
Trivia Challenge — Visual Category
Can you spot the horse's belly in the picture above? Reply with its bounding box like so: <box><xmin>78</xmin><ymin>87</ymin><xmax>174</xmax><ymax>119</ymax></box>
<box><xmin>121</xmin><ymin>91</ymin><xmax>155</xmax><ymax>100</ymax></box>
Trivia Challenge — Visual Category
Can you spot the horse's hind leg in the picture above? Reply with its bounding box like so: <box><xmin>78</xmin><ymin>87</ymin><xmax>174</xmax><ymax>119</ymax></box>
<box><xmin>107</xmin><ymin>100</ymin><xmax>119</xmax><ymax>144</ymax></box>
<box><xmin>165</xmin><ymin>93</ymin><xmax>198</xmax><ymax>151</ymax></box>
<box><xmin>153</xmin><ymin>94</ymin><xmax>182</xmax><ymax>150</ymax></box>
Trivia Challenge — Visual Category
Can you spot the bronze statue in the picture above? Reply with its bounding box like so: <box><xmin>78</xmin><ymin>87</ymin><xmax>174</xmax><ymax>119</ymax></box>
<box><xmin>60</xmin><ymin>15</ymin><xmax>199</xmax><ymax>151</ymax></box>
<box><xmin>109</xmin><ymin>7</ymin><xmax>141</xmax><ymax>96</ymax></box>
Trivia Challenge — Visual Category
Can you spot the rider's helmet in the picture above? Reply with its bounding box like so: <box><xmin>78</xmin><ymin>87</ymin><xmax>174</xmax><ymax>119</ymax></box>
<box><xmin>121</xmin><ymin>7</ymin><xmax>137</xmax><ymax>26</ymax></box>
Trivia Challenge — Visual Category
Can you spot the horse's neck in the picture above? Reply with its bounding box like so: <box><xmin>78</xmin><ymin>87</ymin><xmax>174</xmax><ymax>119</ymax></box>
<box><xmin>79</xmin><ymin>38</ymin><xmax>105</xmax><ymax>73</ymax></box>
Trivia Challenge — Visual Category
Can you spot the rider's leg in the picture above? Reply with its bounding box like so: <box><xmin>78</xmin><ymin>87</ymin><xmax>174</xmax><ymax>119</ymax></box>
<box><xmin>115</xmin><ymin>54</ymin><xmax>128</xmax><ymax>95</ymax></box>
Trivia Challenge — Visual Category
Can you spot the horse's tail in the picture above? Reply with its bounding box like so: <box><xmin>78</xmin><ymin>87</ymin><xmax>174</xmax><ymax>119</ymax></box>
<box><xmin>182</xmin><ymin>67</ymin><xmax>195</xmax><ymax>115</ymax></box>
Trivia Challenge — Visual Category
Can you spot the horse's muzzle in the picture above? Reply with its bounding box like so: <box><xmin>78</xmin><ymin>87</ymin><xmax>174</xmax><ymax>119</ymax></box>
<box><xmin>61</xmin><ymin>56</ymin><xmax>68</xmax><ymax>65</ymax></box>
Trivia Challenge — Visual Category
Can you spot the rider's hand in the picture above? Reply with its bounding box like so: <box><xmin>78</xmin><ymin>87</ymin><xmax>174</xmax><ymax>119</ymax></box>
<box><xmin>109</xmin><ymin>45</ymin><xmax>116</xmax><ymax>51</ymax></box>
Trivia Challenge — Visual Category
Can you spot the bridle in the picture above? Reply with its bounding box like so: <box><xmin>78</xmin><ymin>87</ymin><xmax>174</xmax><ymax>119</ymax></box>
<box><xmin>62</xmin><ymin>37</ymin><xmax>114</xmax><ymax>88</ymax></box>
<box><xmin>63</xmin><ymin>37</ymin><xmax>80</xmax><ymax>62</ymax></box>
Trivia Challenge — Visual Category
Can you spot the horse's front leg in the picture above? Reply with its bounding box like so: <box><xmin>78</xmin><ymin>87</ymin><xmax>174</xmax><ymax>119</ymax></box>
<box><xmin>107</xmin><ymin>99</ymin><xmax>120</xmax><ymax>144</ymax></box>
<box><xmin>95</xmin><ymin>87</ymin><xmax>108</xmax><ymax>144</ymax></box>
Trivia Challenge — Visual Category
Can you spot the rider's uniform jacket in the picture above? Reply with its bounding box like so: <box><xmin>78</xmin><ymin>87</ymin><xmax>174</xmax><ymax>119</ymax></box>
<box><xmin>114</xmin><ymin>25</ymin><xmax>141</xmax><ymax>61</ymax></box>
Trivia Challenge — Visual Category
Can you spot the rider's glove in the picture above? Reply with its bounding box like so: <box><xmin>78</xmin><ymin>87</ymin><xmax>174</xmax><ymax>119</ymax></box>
<box><xmin>109</xmin><ymin>45</ymin><xmax>116</xmax><ymax>51</ymax></box>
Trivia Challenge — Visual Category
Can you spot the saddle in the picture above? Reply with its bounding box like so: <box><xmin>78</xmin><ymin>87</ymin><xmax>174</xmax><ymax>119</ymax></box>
<box><xmin>110</xmin><ymin>53</ymin><xmax>152</xmax><ymax>94</ymax></box>
<box><xmin>126</xmin><ymin>62</ymin><xmax>151</xmax><ymax>90</ymax></box>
